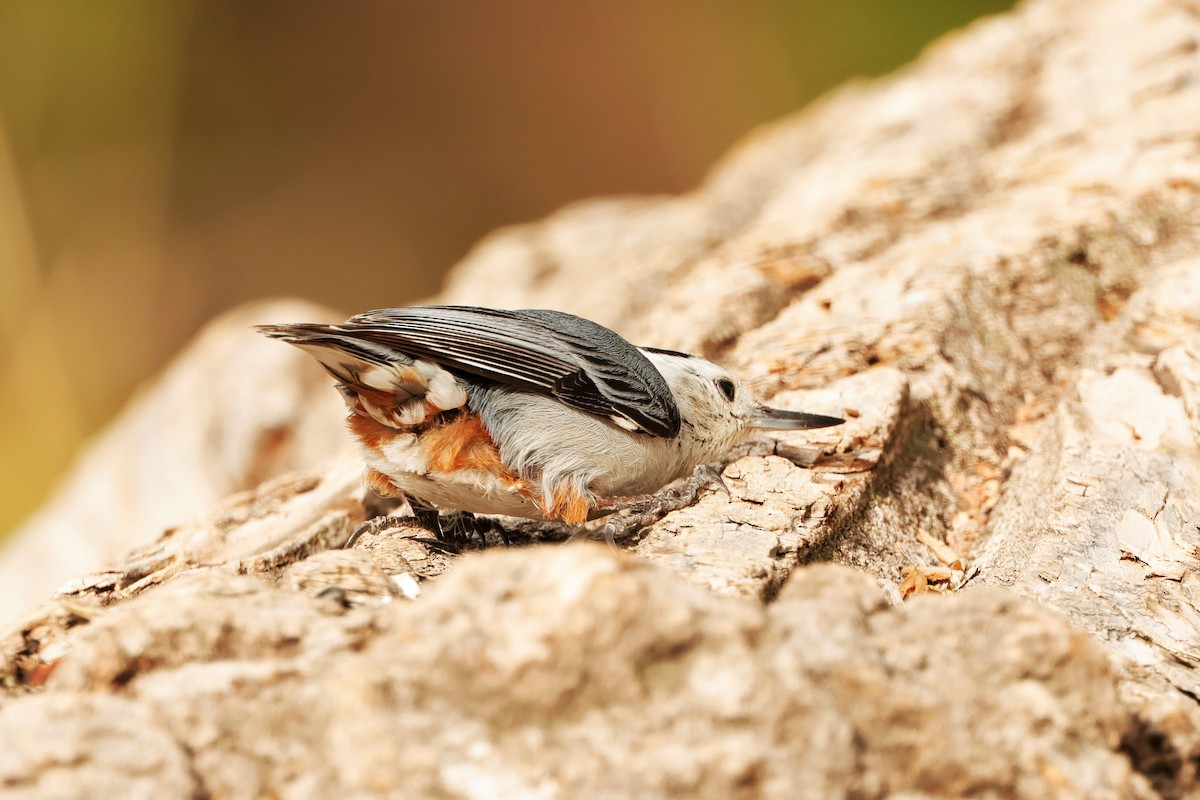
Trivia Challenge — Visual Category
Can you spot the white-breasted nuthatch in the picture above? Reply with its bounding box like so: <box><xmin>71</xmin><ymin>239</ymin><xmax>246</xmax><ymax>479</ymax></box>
<box><xmin>259</xmin><ymin>305</ymin><xmax>842</xmax><ymax>543</ymax></box>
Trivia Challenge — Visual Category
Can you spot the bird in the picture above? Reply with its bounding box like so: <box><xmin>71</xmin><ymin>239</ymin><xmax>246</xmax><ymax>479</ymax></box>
<box><xmin>258</xmin><ymin>305</ymin><xmax>842</xmax><ymax>546</ymax></box>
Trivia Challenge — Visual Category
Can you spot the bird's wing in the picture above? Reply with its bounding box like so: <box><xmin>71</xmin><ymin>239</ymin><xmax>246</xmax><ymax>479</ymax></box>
<box><xmin>259</xmin><ymin>305</ymin><xmax>681</xmax><ymax>437</ymax></box>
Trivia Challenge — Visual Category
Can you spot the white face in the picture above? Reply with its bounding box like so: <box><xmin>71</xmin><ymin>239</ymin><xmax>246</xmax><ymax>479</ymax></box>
<box><xmin>641</xmin><ymin>350</ymin><xmax>762</xmax><ymax>452</ymax></box>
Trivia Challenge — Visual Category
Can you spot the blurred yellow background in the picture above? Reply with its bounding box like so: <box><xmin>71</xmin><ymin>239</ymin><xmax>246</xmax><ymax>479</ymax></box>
<box><xmin>0</xmin><ymin>0</ymin><xmax>1012</xmax><ymax>537</ymax></box>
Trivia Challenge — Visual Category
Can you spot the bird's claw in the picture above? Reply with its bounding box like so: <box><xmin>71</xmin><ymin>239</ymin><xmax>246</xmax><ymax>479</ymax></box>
<box><xmin>346</xmin><ymin>496</ymin><xmax>508</xmax><ymax>550</ymax></box>
<box><xmin>692</xmin><ymin>463</ymin><xmax>731</xmax><ymax>498</ymax></box>
<box><xmin>345</xmin><ymin>514</ymin><xmax>414</xmax><ymax>549</ymax></box>
<box><xmin>587</xmin><ymin>462</ymin><xmax>733</xmax><ymax>548</ymax></box>
<box><xmin>409</xmin><ymin>497</ymin><xmax>509</xmax><ymax>548</ymax></box>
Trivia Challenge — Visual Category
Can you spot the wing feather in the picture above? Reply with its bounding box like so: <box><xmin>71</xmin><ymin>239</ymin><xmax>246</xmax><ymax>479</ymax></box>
<box><xmin>262</xmin><ymin>306</ymin><xmax>681</xmax><ymax>437</ymax></box>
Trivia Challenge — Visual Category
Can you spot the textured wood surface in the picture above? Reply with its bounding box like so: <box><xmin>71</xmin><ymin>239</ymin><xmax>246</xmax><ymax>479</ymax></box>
<box><xmin>2</xmin><ymin>0</ymin><xmax>1199</xmax><ymax>797</ymax></box>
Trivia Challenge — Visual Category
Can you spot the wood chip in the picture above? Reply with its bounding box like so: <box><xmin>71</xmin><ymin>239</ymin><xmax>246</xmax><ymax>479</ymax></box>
<box><xmin>900</xmin><ymin>566</ymin><xmax>956</xmax><ymax>599</ymax></box>
<box><xmin>899</xmin><ymin>568</ymin><xmax>928</xmax><ymax>599</ymax></box>
<box><xmin>916</xmin><ymin>530</ymin><xmax>966</xmax><ymax>571</ymax></box>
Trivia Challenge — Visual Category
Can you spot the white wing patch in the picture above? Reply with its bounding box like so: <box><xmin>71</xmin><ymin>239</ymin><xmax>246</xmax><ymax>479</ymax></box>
<box><xmin>609</xmin><ymin>414</ymin><xmax>641</xmax><ymax>432</ymax></box>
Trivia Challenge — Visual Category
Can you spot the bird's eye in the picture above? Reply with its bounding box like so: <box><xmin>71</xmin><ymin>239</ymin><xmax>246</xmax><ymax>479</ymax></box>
<box><xmin>715</xmin><ymin>378</ymin><xmax>736</xmax><ymax>402</ymax></box>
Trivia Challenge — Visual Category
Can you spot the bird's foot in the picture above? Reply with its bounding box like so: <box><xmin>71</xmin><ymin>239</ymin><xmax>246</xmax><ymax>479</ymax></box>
<box><xmin>346</xmin><ymin>509</ymin><xmax>501</xmax><ymax>553</ymax></box>
<box><xmin>691</xmin><ymin>463</ymin><xmax>731</xmax><ymax>498</ymax></box>
<box><xmin>423</xmin><ymin>510</ymin><xmax>509</xmax><ymax>550</ymax></box>
<box><xmin>418</xmin><ymin>498</ymin><xmax>508</xmax><ymax>548</ymax></box>
<box><xmin>593</xmin><ymin>462</ymin><xmax>733</xmax><ymax>547</ymax></box>
<box><xmin>351</xmin><ymin>497</ymin><xmax>508</xmax><ymax>551</ymax></box>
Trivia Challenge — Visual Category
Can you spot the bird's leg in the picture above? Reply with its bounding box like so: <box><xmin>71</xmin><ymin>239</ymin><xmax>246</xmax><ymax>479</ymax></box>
<box><xmin>408</xmin><ymin>498</ymin><xmax>508</xmax><ymax>549</ymax></box>
<box><xmin>408</xmin><ymin>497</ymin><xmax>445</xmax><ymax>537</ymax></box>
<box><xmin>347</xmin><ymin>492</ymin><xmax>507</xmax><ymax>551</ymax></box>
<box><xmin>475</xmin><ymin>514</ymin><xmax>512</xmax><ymax>547</ymax></box>
<box><xmin>593</xmin><ymin>462</ymin><xmax>734</xmax><ymax>545</ymax></box>
<box><xmin>345</xmin><ymin>495</ymin><xmax>453</xmax><ymax>550</ymax></box>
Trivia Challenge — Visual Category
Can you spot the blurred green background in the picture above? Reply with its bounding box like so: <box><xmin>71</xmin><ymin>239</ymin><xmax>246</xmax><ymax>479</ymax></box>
<box><xmin>0</xmin><ymin>0</ymin><xmax>1012</xmax><ymax>537</ymax></box>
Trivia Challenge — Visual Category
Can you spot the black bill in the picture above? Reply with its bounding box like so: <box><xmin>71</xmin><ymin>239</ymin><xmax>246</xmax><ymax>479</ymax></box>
<box><xmin>751</xmin><ymin>406</ymin><xmax>844</xmax><ymax>430</ymax></box>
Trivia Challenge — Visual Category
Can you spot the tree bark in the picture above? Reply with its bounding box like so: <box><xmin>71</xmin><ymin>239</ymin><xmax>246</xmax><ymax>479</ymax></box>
<box><xmin>2</xmin><ymin>0</ymin><xmax>1199</xmax><ymax>797</ymax></box>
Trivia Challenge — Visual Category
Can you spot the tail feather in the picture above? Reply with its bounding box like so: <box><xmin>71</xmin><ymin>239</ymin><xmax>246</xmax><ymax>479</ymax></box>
<box><xmin>257</xmin><ymin>323</ymin><xmax>401</xmax><ymax>374</ymax></box>
<box><xmin>256</xmin><ymin>323</ymin><xmax>467</xmax><ymax>427</ymax></box>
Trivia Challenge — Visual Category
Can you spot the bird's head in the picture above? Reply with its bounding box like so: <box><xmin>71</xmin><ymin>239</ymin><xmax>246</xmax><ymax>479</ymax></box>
<box><xmin>640</xmin><ymin>348</ymin><xmax>842</xmax><ymax>456</ymax></box>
